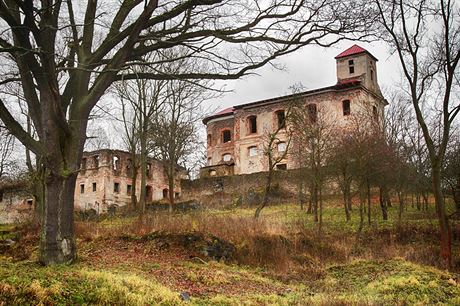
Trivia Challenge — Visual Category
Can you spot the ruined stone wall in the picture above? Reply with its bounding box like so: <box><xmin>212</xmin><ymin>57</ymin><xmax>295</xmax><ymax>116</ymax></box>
<box><xmin>0</xmin><ymin>188</ymin><xmax>34</xmax><ymax>224</ymax></box>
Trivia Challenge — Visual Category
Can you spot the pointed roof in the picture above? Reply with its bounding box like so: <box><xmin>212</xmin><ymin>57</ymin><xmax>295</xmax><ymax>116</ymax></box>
<box><xmin>335</xmin><ymin>44</ymin><xmax>378</xmax><ymax>61</ymax></box>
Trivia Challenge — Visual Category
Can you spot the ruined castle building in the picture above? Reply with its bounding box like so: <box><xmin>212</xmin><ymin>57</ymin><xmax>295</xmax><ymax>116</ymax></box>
<box><xmin>74</xmin><ymin>149</ymin><xmax>183</xmax><ymax>213</ymax></box>
<box><xmin>201</xmin><ymin>45</ymin><xmax>388</xmax><ymax>177</ymax></box>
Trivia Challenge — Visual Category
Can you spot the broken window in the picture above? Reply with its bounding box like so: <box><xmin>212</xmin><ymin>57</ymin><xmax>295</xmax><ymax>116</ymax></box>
<box><xmin>127</xmin><ymin>185</ymin><xmax>132</xmax><ymax>195</ymax></box>
<box><xmin>373</xmin><ymin>106</ymin><xmax>378</xmax><ymax>121</ymax></box>
<box><xmin>247</xmin><ymin>116</ymin><xmax>257</xmax><ymax>134</ymax></box>
<box><xmin>348</xmin><ymin>59</ymin><xmax>354</xmax><ymax>74</ymax></box>
<box><xmin>146</xmin><ymin>163</ymin><xmax>152</xmax><ymax>177</ymax></box>
<box><xmin>92</xmin><ymin>182</ymin><xmax>97</xmax><ymax>192</ymax></box>
<box><xmin>276</xmin><ymin>110</ymin><xmax>286</xmax><ymax>129</ymax></box>
<box><xmin>80</xmin><ymin>184</ymin><xmax>85</xmax><ymax>194</ymax></box>
<box><xmin>370</xmin><ymin>69</ymin><xmax>374</xmax><ymax>81</ymax></box>
<box><xmin>222</xmin><ymin>153</ymin><xmax>232</xmax><ymax>162</ymax></box>
<box><xmin>113</xmin><ymin>155</ymin><xmax>120</xmax><ymax>171</ymax></box>
<box><xmin>248</xmin><ymin>146</ymin><xmax>258</xmax><ymax>157</ymax></box>
<box><xmin>27</xmin><ymin>199</ymin><xmax>33</xmax><ymax>207</ymax></box>
<box><xmin>114</xmin><ymin>182</ymin><xmax>120</xmax><ymax>193</ymax></box>
<box><xmin>81</xmin><ymin>158</ymin><xmax>87</xmax><ymax>171</ymax></box>
<box><xmin>276</xmin><ymin>164</ymin><xmax>287</xmax><ymax>170</ymax></box>
<box><xmin>162</xmin><ymin>188</ymin><xmax>169</xmax><ymax>198</ymax></box>
<box><xmin>222</xmin><ymin>130</ymin><xmax>231</xmax><ymax>143</ymax></box>
<box><xmin>126</xmin><ymin>158</ymin><xmax>133</xmax><ymax>176</ymax></box>
<box><xmin>93</xmin><ymin>155</ymin><xmax>99</xmax><ymax>169</ymax></box>
<box><xmin>307</xmin><ymin>104</ymin><xmax>317</xmax><ymax>123</ymax></box>
<box><xmin>343</xmin><ymin>100</ymin><xmax>351</xmax><ymax>116</ymax></box>
<box><xmin>277</xmin><ymin>142</ymin><xmax>287</xmax><ymax>152</ymax></box>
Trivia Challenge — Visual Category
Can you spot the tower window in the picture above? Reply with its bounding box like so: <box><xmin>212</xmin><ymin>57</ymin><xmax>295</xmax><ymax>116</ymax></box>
<box><xmin>276</xmin><ymin>110</ymin><xmax>286</xmax><ymax>129</ymax></box>
<box><xmin>247</xmin><ymin>116</ymin><xmax>257</xmax><ymax>134</ymax></box>
<box><xmin>343</xmin><ymin>100</ymin><xmax>351</xmax><ymax>116</ymax></box>
<box><xmin>207</xmin><ymin>134</ymin><xmax>212</xmax><ymax>146</ymax></box>
<box><xmin>373</xmin><ymin>106</ymin><xmax>378</xmax><ymax>121</ymax></box>
<box><xmin>248</xmin><ymin>146</ymin><xmax>258</xmax><ymax>157</ymax></box>
<box><xmin>370</xmin><ymin>69</ymin><xmax>374</xmax><ymax>81</ymax></box>
<box><xmin>92</xmin><ymin>182</ymin><xmax>97</xmax><ymax>192</ymax></box>
<box><xmin>348</xmin><ymin>59</ymin><xmax>355</xmax><ymax>74</ymax></box>
<box><xmin>222</xmin><ymin>130</ymin><xmax>231</xmax><ymax>143</ymax></box>
<box><xmin>307</xmin><ymin>104</ymin><xmax>317</xmax><ymax>123</ymax></box>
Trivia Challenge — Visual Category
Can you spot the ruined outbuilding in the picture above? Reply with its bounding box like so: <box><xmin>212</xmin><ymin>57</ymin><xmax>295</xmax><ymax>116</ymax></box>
<box><xmin>75</xmin><ymin>149</ymin><xmax>185</xmax><ymax>214</ymax></box>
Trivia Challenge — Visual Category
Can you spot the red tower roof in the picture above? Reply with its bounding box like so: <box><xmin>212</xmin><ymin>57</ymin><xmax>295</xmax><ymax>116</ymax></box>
<box><xmin>335</xmin><ymin>44</ymin><xmax>378</xmax><ymax>61</ymax></box>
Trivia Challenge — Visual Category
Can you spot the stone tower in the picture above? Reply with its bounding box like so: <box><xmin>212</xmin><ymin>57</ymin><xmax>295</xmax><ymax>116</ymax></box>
<box><xmin>335</xmin><ymin>44</ymin><xmax>382</xmax><ymax>96</ymax></box>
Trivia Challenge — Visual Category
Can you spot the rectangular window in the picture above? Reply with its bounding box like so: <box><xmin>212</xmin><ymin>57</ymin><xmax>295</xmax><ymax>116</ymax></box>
<box><xmin>248</xmin><ymin>146</ymin><xmax>258</xmax><ymax>157</ymax></box>
<box><xmin>307</xmin><ymin>104</ymin><xmax>317</xmax><ymax>123</ymax></box>
<box><xmin>114</xmin><ymin>182</ymin><xmax>120</xmax><ymax>193</ymax></box>
<box><xmin>223</xmin><ymin>153</ymin><xmax>232</xmax><ymax>162</ymax></box>
<box><xmin>348</xmin><ymin>59</ymin><xmax>355</xmax><ymax>74</ymax></box>
<box><xmin>248</xmin><ymin>116</ymin><xmax>257</xmax><ymax>134</ymax></box>
<box><xmin>343</xmin><ymin>100</ymin><xmax>351</xmax><ymax>116</ymax></box>
<box><xmin>127</xmin><ymin>185</ymin><xmax>132</xmax><ymax>195</ymax></box>
<box><xmin>277</xmin><ymin>142</ymin><xmax>287</xmax><ymax>152</ymax></box>
<box><xmin>373</xmin><ymin>106</ymin><xmax>378</xmax><ymax>121</ymax></box>
<box><xmin>222</xmin><ymin>130</ymin><xmax>231</xmax><ymax>143</ymax></box>
<box><xmin>276</xmin><ymin>111</ymin><xmax>285</xmax><ymax>129</ymax></box>
<box><xmin>276</xmin><ymin>164</ymin><xmax>287</xmax><ymax>170</ymax></box>
<box><xmin>92</xmin><ymin>182</ymin><xmax>97</xmax><ymax>192</ymax></box>
<box><xmin>80</xmin><ymin>184</ymin><xmax>85</xmax><ymax>194</ymax></box>
<box><xmin>93</xmin><ymin>155</ymin><xmax>99</xmax><ymax>169</ymax></box>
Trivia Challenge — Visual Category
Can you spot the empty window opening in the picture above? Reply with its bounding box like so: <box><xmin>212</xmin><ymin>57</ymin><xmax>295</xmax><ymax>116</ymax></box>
<box><xmin>114</xmin><ymin>182</ymin><xmax>120</xmax><ymax>193</ymax></box>
<box><xmin>27</xmin><ymin>199</ymin><xmax>33</xmax><ymax>207</ymax></box>
<box><xmin>276</xmin><ymin>164</ymin><xmax>287</xmax><ymax>170</ymax></box>
<box><xmin>276</xmin><ymin>110</ymin><xmax>286</xmax><ymax>129</ymax></box>
<box><xmin>222</xmin><ymin>130</ymin><xmax>231</xmax><ymax>143</ymax></box>
<box><xmin>93</xmin><ymin>155</ymin><xmax>99</xmax><ymax>168</ymax></box>
<box><xmin>207</xmin><ymin>134</ymin><xmax>212</xmax><ymax>146</ymax></box>
<box><xmin>348</xmin><ymin>59</ymin><xmax>355</xmax><ymax>74</ymax></box>
<box><xmin>222</xmin><ymin>153</ymin><xmax>232</xmax><ymax>162</ymax></box>
<box><xmin>343</xmin><ymin>100</ymin><xmax>351</xmax><ymax>116</ymax></box>
<box><xmin>175</xmin><ymin>192</ymin><xmax>180</xmax><ymax>198</ymax></box>
<box><xmin>248</xmin><ymin>146</ymin><xmax>258</xmax><ymax>157</ymax></box>
<box><xmin>146</xmin><ymin>163</ymin><xmax>152</xmax><ymax>177</ymax></box>
<box><xmin>126</xmin><ymin>158</ymin><xmax>133</xmax><ymax>176</ymax></box>
<box><xmin>370</xmin><ymin>69</ymin><xmax>374</xmax><ymax>81</ymax></box>
<box><xmin>127</xmin><ymin>184</ymin><xmax>132</xmax><ymax>196</ymax></box>
<box><xmin>0</xmin><ymin>190</ymin><xmax>3</xmax><ymax>202</ymax></box>
<box><xmin>81</xmin><ymin>158</ymin><xmax>87</xmax><ymax>171</ymax></box>
<box><xmin>307</xmin><ymin>104</ymin><xmax>317</xmax><ymax>123</ymax></box>
<box><xmin>277</xmin><ymin>142</ymin><xmax>287</xmax><ymax>152</ymax></box>
<box><xmin>162</xmin><ymin>188</ymin><xmax>169</xmax><ymax>199</ymax></box>
<box><xmin>92</xmin><ymin>182</ymin><xmax>97</xmax><ymax>192</ymax></box>
<box><xmin>113</xmin><ymin>155</ymin><xmax>120</xmax><ymax>171</ymax></box>
<box><xmin>80</xmin><ymin>184</ymin><xmax>85</xmax><ymax>194</ymax></box>
<box><xmin>373</xmin><ymin>106</ymin><xmax>378</xmax><ymax>121</ymax></box>
<box><xmin>146</xmin><ymin>186</ymin><xmax>153</xmax><ymax>202</ymax></box>
<box><xmin>209</xmin><ymin>170</ymin><xmax>217</xmax><ymax>176</ymax></box>
<box><xmin>248</xmin><ymin>116</ymin><xmax>257</xmax><ymax>134</ymax></box>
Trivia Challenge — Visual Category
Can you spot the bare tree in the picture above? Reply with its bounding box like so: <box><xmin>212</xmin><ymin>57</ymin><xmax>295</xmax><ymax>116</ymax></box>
<box><xmin>0</xmin><ymin>0</ymin><xmax>374</xmax><ymax>264</ymax></box>
<box><xmin>375</xmin><ymin>0</ymin><xmax>460</xmax><ymax>267</ymax></box>
<box><xmin>0</xmin><ymin>127</ymin><xmax>15</xmax><ymax>179</ymax></box>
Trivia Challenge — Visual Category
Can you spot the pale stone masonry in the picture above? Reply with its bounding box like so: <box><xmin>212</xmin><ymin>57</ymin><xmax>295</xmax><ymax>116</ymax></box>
<box><xmin>74</xmin><ymin>149</ymin><xmax>184</xmax><ymax>213</ymax></box>
<box><xmin>201</xmin><ymin>45</ymin><xmax>387</xmax><ymax>177</ymax></box>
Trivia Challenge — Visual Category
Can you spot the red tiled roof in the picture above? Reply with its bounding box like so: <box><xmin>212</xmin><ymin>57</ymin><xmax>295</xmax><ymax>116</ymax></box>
<box><xmin>202</xmin><ymin>107</ymin><xmax>234</xmax><ymax>124</ymax></box>
<box><xmin>335</xmin><ymin>44</ymin><xmax>377</xmax><ymax>61</ymax></box>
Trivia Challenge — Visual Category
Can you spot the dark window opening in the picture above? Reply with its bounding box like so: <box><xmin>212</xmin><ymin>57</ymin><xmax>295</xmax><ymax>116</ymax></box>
<box><xmin>162</xmin><ymin>188</ymin><xmax>169</xmax><ymax>199</ymax></box>
<box><xmin>126</xmin><ymin>158</ymin><xmax>133</xmax><ymax>176</ymax></box>
<box><xmin>175</xmin><ymin>192</ymin><xmax>180</xmax><ymax>198</ymax></box>
<box><xmin>146</xmin><ymin>186</ymin><xmax>153</xmax><ymax>202</ymax></box>
<box><xmin>0</xmin><ymin>190</ymin><xmax>4</xmax><ymax>202</ymax></box>
<box><xmin>370</xmin><ymin>69</ymin><xmax>374</xmax><ymax>81</ymax></box>
<box><xmin>307</xmin><ymin>104</ymin><xmax>317</xmax><ymax>123</ymax></box>
<box><xmin>80</xmin><ymin>184</ymin><xmax>85</xmax><ymax>194</ymax></box>
<box><xmin>373</xmin><ymin>106</ymin><xmax>378</xmax><ymax>121</ymax></box>
<box><xmin>222</xmin><ymin>130</ymin><xmax>231</xmax><ymax>143</ymax></box>
<box><xmin>276</xmin><ymin>110</ymin><xmax>285</xmax><ymax>129</ymax></box>
<box><xmin>146</xmin><ymin>163</ymin><xmax>152</xmax><ymax>177</ymax></box>
<box><xmin>27</xmin><ymin>199</ymin><xmax>33</xmax><ymax>207</ymax></box>
<box><xmin>127</xmin><ymin>185</ymin><xmax>132</xmax><ymax>195</ymax></box>
<box><xmin>114</xmin><ymin>182</ymin><xmax>120</xmax><ymax>193</ymax></box>
<box><xmin>348</xmin><ymin>59</ymin><xmax>355</xmax><ymax>74</ymax></box>
<box><xmin>93</xmin><ymin>155</ymin><xmax>99</xmax><ymax>169</ymax></box>
<box><xmin>343</xmin><ymin>100</ymin><xmax>351</xmax><ymax>116</ymax></box>
<box><xmin>248</xmin><ymin>116</ymin><xmax>257</xmax><ymax>134</ymax></box>
<box><xmin>92</xmin><ymin>182</ymin><xmax>97</xmax><ymax>192</ymax></box>
<box><xmin>276</xmin><ymin>164</ymin><xmax>287</xmax><ymax>170</ymax></box>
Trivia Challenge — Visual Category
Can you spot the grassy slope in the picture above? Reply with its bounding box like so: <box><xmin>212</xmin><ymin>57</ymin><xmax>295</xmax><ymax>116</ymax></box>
<box><xmin>1</xmin><ymin>201</ymin><xmax>459</xmax><ymax>305</ymax></box>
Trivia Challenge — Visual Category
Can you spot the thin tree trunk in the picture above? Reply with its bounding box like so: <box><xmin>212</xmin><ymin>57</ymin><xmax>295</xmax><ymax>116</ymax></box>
<box><xmin>319</xmin><ymin>184</ymin><xmax>323</xmax><ymax>233</ymax></box>
<box><xmin>255</xmin><ymin>167</ymin><xmax>273</xmax><ymax>218</ymax></box>
<box><xmin>358</xmin><ymin>186</ymin><xmax>365</xmax><ymax>233</ymax></box>
<box><xmin>168</xmin><ymin>163</ymin><xmax>175</xmax><ymax>213</ymax></box>
<box><xmin>379</xmin><ymin>186</ymin><xmax>388</xmax><ymax>221</ymax></box>
<box><xmin>343</xmin><ymin>189</ymin><xmax>351</xmax><ymax>221</ymax></box>
<box><xmin>398</xmin><ymin>191</ymin><xmax>404</xmax><ymax>222</ymax></box>
<box><xmin>139</xmin><ymin>136</ymin><xmax>147</xmax><ymax>214</ymax></box>
<box><xmin>367</xmin><ymin>179</ymin><xmax>371</xmax><ymax>226</ymax></box>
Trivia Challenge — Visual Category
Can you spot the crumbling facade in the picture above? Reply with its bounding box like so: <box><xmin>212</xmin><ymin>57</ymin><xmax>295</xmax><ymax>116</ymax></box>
<box><xmin>0</xmin><ymin>181</ymin><xmax>34</xmax><ymax>223</ymax></box>
<box><xmin>201</xmin><ymin>45</ymin><xmax>387</xmax><ymax>177</ymax></box>
<box><xmin>74</xmin><ymin>149</ymin><xmax>184</xmax><ymax>213</ymax></box>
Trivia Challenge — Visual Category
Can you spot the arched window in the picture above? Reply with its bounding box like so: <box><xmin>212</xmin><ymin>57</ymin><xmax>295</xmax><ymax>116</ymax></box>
<box><xmin>275</xmin><ymin>110</ymin><xmax>285</xmax><ymax>129</ymax></box>
<box><xmin>222</xmin><ymin>130</ymin><xmax>231</xmax><ymax>143</ymax></box>
<box><xmin>372</xmin><ymin>106</ymin><xmax>378</xmax><ymax>121</ymax></box>
<box><xmin>247</xmin><ymin>115</ymin><xmax>257</xmax><ymax>134</ymax></box>
<box><xmin>342</xmin><ymin>100</ymin><xmax>351</xmax><ymax>116</ymax></box>
<box><xmin>307</xmin><ymin>104</ymin><xmax>317</xmax><ymax>123</ymax></box>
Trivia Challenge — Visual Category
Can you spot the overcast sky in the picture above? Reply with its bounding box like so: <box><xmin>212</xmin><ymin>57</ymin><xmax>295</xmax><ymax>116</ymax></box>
<box><xmin>205</xmin><ymin>41</ymin><xmax>401</xmax><ymax>114</ymax></box>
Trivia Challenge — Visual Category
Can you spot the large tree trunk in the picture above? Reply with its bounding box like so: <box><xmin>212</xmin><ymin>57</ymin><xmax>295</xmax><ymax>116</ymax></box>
<box><xmin>432</xmin><ymin>167</ymin><xmax>452</xmax><ymax>268</ymax></box>
<box><xmin>39</xmin><ymin>170</ymin><xmax>78</xmax><ymax>265</ymax></box>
